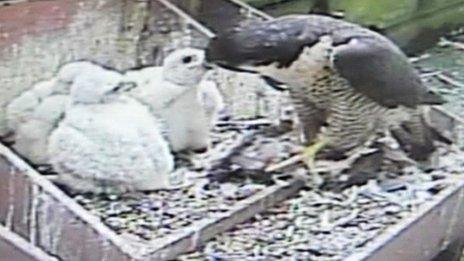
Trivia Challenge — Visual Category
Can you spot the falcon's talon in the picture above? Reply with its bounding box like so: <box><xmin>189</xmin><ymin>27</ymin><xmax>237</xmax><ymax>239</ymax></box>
<box><xmin>271</xmin><ymin>175</ymin><xmax>291</xmax><ymax>186</ymax></box>
<box><xmin>302</xmin><ymin>137</ymin><xmax>329</xmax><ymax>170</ymax></box>
<box><xmin>265</xmin><ymin>154</ymin><xmax>304</xmax><ymax>173</ymax></box>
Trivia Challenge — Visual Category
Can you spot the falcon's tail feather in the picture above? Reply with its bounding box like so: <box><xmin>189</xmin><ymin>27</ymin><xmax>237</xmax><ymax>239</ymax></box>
<box><xmin>391</xmin><ymin>108</ymin><xmax>453</xmax><ymax>161</ymax></box>
<box><xmin>420</xmin><ymin>90</ymin><xmax>446</xmax><ymax>105</ymax></box>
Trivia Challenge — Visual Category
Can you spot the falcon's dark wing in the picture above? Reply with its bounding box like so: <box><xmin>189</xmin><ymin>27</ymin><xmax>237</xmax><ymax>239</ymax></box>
<box><xmin>206</xmin><ymin>16</ymin><xmax>328</xmax><ymax>69</ymax></box>
<box><xmin>206</xmin><ymin>15</ymin><xmax>445</xmax><ymax>108</ymax></box>
<box><xmin>331</xmin><ymin>36</ymin><xmax>445</xmax><ymax>108</ymax></box>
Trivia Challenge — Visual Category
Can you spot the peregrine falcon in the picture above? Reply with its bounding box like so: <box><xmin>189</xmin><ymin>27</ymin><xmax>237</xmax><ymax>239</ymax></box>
<box><xmin>206</xmin><ymin>15</ymin><xmax>445</xmax><ymax>166</ymax></box>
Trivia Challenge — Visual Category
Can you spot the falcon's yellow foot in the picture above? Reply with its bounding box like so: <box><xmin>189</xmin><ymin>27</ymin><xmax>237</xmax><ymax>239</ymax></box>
<box><xmin>264</xmin><ymin>137</ymin><xmax>330</xmax><ymax>173</ymax></box>
<box><xmin>302</xmin><ymin>137</ymin><xmax>329</xmax><ymax>170</ymax></box>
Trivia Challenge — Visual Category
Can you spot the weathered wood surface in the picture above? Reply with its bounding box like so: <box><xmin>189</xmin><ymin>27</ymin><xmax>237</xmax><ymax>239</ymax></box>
<box><xmin>0</xmin><ymin>143</ymin><xmax>138</xmax><ymax>260</ymax></box>
<box><xmin>347</xmin><ymin>179</ymin><xmax>464</xmax><ymax>261</ymax></box>
<box><xmin>142</xmin><ymin>178</ymin><xmax>305</xmax><ymax>260</ymax></box>
<box><xmin>0</xmin><ymin>224</ymin><xmax>57</xmax><ymax>261</ymax></box>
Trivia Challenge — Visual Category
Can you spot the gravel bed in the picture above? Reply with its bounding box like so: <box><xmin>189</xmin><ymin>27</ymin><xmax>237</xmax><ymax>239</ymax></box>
<box><xmin>179</xmin><ymin>146</ymin><xmax>464</xmax><ymax>260</ymax></box>
<box><xmin>74</xmin><ymin>179</ymin><xmax>266</xmax><ymax>241</ymax></box>
<box><xmin>74</xmin><ymin>122</ymin><xmax>299</xmax><ymax>241</ymax></box>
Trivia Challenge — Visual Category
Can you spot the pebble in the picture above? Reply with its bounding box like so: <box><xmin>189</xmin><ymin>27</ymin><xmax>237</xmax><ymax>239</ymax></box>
<box><xmin>384</xmin><ymin>205</ymin><xmax>402</xmax><ymax>215</ymax></box>
<box><xmin>219</xmin><ymin>183</ymin><xmax>239</xmax><ymax>199</ymax></box>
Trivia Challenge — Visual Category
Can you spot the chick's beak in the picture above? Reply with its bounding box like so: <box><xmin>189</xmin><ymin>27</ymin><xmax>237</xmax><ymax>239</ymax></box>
<box><xmin>113</xmin><ymin>81</ymin><xmax>137</xmax><ymax>93</ymax></box>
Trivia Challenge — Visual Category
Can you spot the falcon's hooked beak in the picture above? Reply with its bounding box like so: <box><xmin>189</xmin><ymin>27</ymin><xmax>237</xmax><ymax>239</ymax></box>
<box><xmin>202</xmin><ymin>62</ymin><xmax>214</xmax><ymax>70</ymax></box>
<box><xmin>261</xmin><ymin>76</ymin><xmax>288</xmax><ymax>91</ymax></box>
<box><xmin>215</xmin><ymin>62</ymin><xmax>258</xmax><ymax>74</ymax></box>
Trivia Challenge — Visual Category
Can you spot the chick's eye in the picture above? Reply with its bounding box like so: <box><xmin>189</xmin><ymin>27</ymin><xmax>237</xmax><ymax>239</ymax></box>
<box><xmin>182</xmin><ymin>56</ymin><xmax>193</xmax><ymax>64</ymax></box>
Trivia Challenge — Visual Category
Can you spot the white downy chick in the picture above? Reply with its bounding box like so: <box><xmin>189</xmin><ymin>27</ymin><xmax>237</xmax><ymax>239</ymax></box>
<box><xmin>53</xmin><ymin>61</ymin><xmax>103</xmax><ymax>95</ymax></box>
<box><xmin>6</xmin><ymin>61</ymin><xmax>103</xmax><ymax>163</ymax></box>
<box><xmin>6</xmin><ymin>78</ymin><xmax>61</xmax><ymax>133</ymax></box>
<box><xmin>13</xmin><ymin>95</ymin><xmax>70</xmax><ymax>164</ymax></box>
<box><xmin>197</xmin><ymin>78</ymin><xmax>225</xmax><ymax>125</ymax></box>
<box><xmin>127</xmin><ymin>48</ymin><xmax>224</xmax><ymax>152</ymax></box>
<box><xmin>123</xmin><ymin>66</ymin><xmax>163</xmax><ymax>90</ymax></box>
<box><xmin>6</xmin><ymin>79</ymin><xmax>57</xmax><ymax>132</ymax></box>
<box><xmin>6</xmin><ymin>61</ymin><xmax>101</xmax><ymax>134</ymax></box>
<box><xmin>6</xmin><ymin>89</ymin><xmax>41</xmax><ymax>132</ymax></box>
<box><xmin>48</xmin><ymin>68</ymin><xmax>175</xmax><ymax>193</ymax></box>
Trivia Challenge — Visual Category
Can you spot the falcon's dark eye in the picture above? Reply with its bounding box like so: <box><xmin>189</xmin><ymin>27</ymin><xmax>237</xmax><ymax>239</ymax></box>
<box><xmin>182</xmin><ymin>56</ymin><xmax>193</xmax><ymax>64</ymax></box>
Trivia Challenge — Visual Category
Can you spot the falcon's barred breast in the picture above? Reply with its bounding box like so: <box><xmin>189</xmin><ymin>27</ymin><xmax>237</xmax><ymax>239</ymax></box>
<box><xmin>206</xmin><ymin>15</ymin><xmax>445</xmax><ymax>159</ymax></box>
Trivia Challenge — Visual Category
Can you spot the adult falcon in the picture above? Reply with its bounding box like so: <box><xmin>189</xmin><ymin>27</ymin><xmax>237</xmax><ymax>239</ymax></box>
<box><xmin>206</xmin><ymin>15</ymin><xmax>445</xmax><ymax>167</ymax></box>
